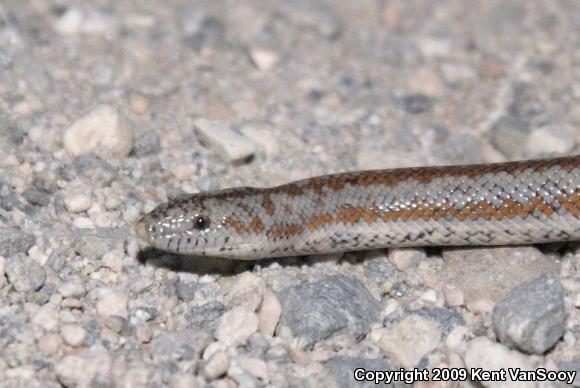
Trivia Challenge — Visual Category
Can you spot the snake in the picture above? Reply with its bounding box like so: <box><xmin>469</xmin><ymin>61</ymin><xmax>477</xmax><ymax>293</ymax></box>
<box><xmin>136</xmin><ymin>155</ymin><xmax>580</xmax><ymax>260</ymax></box>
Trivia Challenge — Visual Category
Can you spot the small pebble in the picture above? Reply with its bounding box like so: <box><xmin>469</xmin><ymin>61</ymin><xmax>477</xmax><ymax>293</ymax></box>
<box><xmin>249</xmin><ymin>47</ymin><xmax>280</xmax><ymax>70</ymax></box>
<box><xmin>31</xmin><ymin>304</ymin><xmax>59</xmax><ymax>331</ymax></box>
<box><xmin>106</xmin><ymin>315</ymin><xmax>129</xmax><ymax>335</ymax></box>
<box><xmin>101</xmin><ymin>250</ymin><xmax>124</xmax><ymax>272</ymax></box>
<box><xmin>235</xmin><ymin>356</ymin><xmax>268</xmax><ymax>381</ymax></box>
<box><xmin>58</xmin><ymin>281</ymin><xmax>87</xmax><ymax>298</ymax></box>
<box><xmin>193</xmin><ymin>118</ymin><xmax>256</xmax><ymax>164</ymax></box>
<box><xmin>527</xmin><ymin>126</ymin><xmax>575</xmax><ymax>156</ymax></box>
<box><xmin>257</xmin><ymin>290</ymin><xmax>281</xmax><ymax>336</ymax></box>
<box><xmin>55</xmin><ymin>347</ymin><xmax>113</xmax><ymax>387</ymax></box>
<box><xmin>63</xmin><ymin>105</ymin><xmax>134</xmax><ymax>158</ymax></box>
<box><xmin>38</xmin><ymin>333</ymin><xmax>63</xmax><ymax>355</ymax></box>
<box><xmin>130</xmin><ymin>93</ymin><xmax>151</xmax><ymax>115</ymax></box>
<box><xmin>63</xmin><ymin>186</ymin><xmax>93</xmax><ymax>213</ymax></box>
<box><xmin>5</xmin><ymin>253</ymin><xmax>46</xmax><ymax>292</ymax></box>
<box><xmin>96</xmin><ymin>288</ymin><xmax>129</xmax><ymax>318</ymax></box>
<box><xmin>442</xmin><ymin>284</ymin><xmax>464</xmax><ymax>307</ymax></box>
<box><xmin>390</xmin><ymin>247</ymin><xmax>425</xmax><ymax>271</ymax></box>
<box><xmin>215</xmin><ymin>307</ymin><xmax>260</xmax><ymax>347</ymax></box>
<box><xmin>60</xmin><ymin>324</ymin><xmax>86</xmax><ymax>347</ymax></box>
<box><xmin>377</xmin><ymin>315</ymin><xmax>442</xmax><ymax>368</ymax></box>
<box><xmin>203</xmin><ymin>351</ymin><xmax>230</xmax><ymax>381</ymax></box>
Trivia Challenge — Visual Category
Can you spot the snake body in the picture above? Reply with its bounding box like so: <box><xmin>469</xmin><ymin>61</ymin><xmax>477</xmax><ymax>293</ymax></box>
<box><xmin>136</xmin><ymin>155</ymin><xmax>580</xmax><ymax>260</ymax></box>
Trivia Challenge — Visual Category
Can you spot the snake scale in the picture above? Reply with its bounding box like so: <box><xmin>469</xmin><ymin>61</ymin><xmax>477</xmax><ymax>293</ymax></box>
<box><xmin>136</xmin><ymin>155</ymin><xmax>580</xmax><ymax>260</ymax></box>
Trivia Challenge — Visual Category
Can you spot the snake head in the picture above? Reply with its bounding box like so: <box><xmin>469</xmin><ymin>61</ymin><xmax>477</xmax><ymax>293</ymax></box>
<box><xmin>135</xmin><ymin>188</ymin><xmax>266</xmax><ymax>259</ymax></box>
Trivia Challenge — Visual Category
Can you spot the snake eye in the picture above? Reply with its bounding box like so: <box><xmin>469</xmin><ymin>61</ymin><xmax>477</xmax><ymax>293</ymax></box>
<box><xmin>194</xmin><ymin>215</ymin><xmax>210</xmax><ymax>230</ymax></box>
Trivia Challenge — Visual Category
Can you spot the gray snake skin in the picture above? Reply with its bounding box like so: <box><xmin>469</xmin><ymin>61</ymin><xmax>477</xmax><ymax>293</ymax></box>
<box><xmin>136</xmin><ymin>155</ymin><xmax>580</xmax><ymax>260</ymax></box>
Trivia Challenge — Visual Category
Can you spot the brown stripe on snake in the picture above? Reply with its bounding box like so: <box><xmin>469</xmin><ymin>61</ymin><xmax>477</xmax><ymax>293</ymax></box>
<box><xmin>136</xmin><ymin>155</ymin><xmax>580</xmax><ymax>259</ymax></box>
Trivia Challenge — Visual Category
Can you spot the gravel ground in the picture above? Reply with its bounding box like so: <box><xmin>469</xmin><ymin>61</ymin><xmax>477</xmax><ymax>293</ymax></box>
<box><xmin>1</xmin><ymin>1</ymin><xmax>580</xmax><ymax>387</ymax></box>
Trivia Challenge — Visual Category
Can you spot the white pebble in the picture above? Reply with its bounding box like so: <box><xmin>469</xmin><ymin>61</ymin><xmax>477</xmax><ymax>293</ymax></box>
<box><xmin>249</xmin><ymin>47</ymin><xmax>280</xmax><ymax>70</ymax></box>
<box><xmin>72</xmin><ymin>217</ymin><xmax>95</xmax><ymax>229</ymax></box>
<box><xmin>527</xmin><ymin>127</ymin><xmax>575</xmax><ymax>156</ymax></box>
<box><xmin>64</xmin><ymin>187</ymin><xmax>93</xmax><ymax>213</ymax></box>
<box><xmin>55</xmin><ymin>347</ymin><xmax>112</xmax><ymax>387</ymax></box>
<box><xmin>38</xmin><ymin>333</ymin><xmax>63</xmax><ymax>355</ymax></box>
<box><xmin>466</xmin><ymin>298</ymin><xmax>494</xmax><ymax>315</ymax></box>
<box><xmin>96</xmin><ymin>287</ymin><xmax>129</xmax><ymax>318</ymax></box>
<box><xmin>419</xmin><ymin>289</ymin><xmax>441</xmax><ymax>306</ymax></box>
<box><xmin>443</xmin><ymin>284</ymin><xmax>464</xmax><ymax>306</ymax></box>
<box><xmin>193</xmin><ymin>118</ymin><xmax>256</xmax><ymax>164</ymax></box>
<box><xmin>59</xmin><ymin>281</ymin><xmax>87</xmax><ymax>298</ymax></box>
<box><xmin>60</xmin><ymin>324</ymin><xmax>86</xmax><ymax>347</ymax></box>
<box><xmin>101</xmin><ymin>250</ymin><xmax>124</xmax><ymax>272</ymax></box>
<box><xmin>227</xmin><ymin>272</ymin><xmax>267</xmax><ymax>311</ymax></box>
<box><xmin>215</xmin><ymin>307</ymin><xmax>259</xmax><ymax>347</ymax></box>
<box><xmin>377</xmin><ymin>315</ymin><xmax>441</xmax><ymax>368</ymax></box>
<box><xmin>389</xmin><ymin>247</ymin><xmax>426</xmax><ymax>271</ymax></box>
<box><xmin>203</xmin><ymin>351</ymin><xmax>230</xmax><ymax>381</ymax></box>
<box><xmin>31</xmin><ymin>304</ymin><xmax>59</xmax><ymax>331</ymax></box>
<box><xmin>235</xmin><ymin>356</ymin><xmax>268</xmax><ymax>381</ymax></box>
<box><xmin>258</xmin><ymin>290</ymin><xmax>281</xmax><ymax>336</ymax></box>
<box><xmin>55</xmin><ymin>7</ymin><xmax>84</xmax><ymax>35</ymax></box>
<box><xmin>63</xmin><ymin>105</ymin><xmax>134</xmax><ymax>158</ymax></box>
<box><xmin>240</xmin><ymin>125</ymin><xmax>280</xmax><ymax>156</ymax></box>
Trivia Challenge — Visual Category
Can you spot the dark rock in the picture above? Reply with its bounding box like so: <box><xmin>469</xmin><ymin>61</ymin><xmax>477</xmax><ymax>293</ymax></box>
<box><xmin>149</xmin><ymin>329</ymin><xmax>212</xmax><ymax>363</ymax></box>
<box><xmin>401</xmin><ymin>94</ymin><xmax>432</xmax><ymax>114</ymax></box>
<box><xmin>185</xmin><ymin>301</ymin><xmax>226</xmax><ymax>332</ymax></box>
<box><xmin>132</xmin><ymin>130</ymin><xmax>161</xmax><ymax>157</ymax></box>
<box><xmin>5</xmin><ymin>253</ymin><xmax>46</xmax><ymax>292</ymax></box>
<box><xmin>414</xmin><ymin>307</ymin><xmax>464</xmax><ymax>337</ymax></box>
<box><xmin>278</xmin><ymin>275</ymin><xmax>380</xmax><ymax>345</ymax></box>
<box><xmin>0</xmin><ymin>227</ymin><xmax>36</xmax><ymax>256</ymax></box>
<box><xmin>492</xmin><ymin>272</ymin><xmax>565</xmax><ymax>354</ymax></box>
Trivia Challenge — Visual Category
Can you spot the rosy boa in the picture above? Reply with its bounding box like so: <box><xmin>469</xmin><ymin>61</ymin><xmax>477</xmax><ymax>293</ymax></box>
<box><xmin>136</xmin><ymin>155</ymin><xmax>580</xmax><ymax>259</ymax></box>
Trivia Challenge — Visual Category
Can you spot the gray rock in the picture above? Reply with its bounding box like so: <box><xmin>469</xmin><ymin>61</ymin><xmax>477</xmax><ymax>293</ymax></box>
<box><xmin>73</xmin><ymin>228</ymin><xmax>126</xmax><ymax>260</ymax></box>
<box><xmin>72</xmin><ymin>155</ymin><xmax>118</xmax><ymax>186</ymax></box>
<box><xmin>414</xmin><ymin>307</ymin><xmax>464</xmax><ymax>337</ymax></box>
<box><xmin>432</xmin><ymin>134</ymin><xmax>483</xmax><ymax>165</ymax></box>
<box><xmin>557</xmin><ymin>361</ymin><xmax>580</xmax><ymax>387</ymax></box>
<box><xmin>105</xmin><ymin>315</ymin><xmax>130</xmax><ymax>336</ymax></box>
<box><xmin>0</xmin><ymin>110</ymin><xmax>25</xmax><ymax>145</ymax></box>
<box><xmin>492</xmin><ymin>272</ymin><xmax>565</xmax><ymax>354</ymax></box>
<box><xmin>183</xmin><ymin>15</ymin><xmax>227</xmax><ymax>52</ymax></box>
<box><xmin>508</xmin><ymin>82</ymin><xmax>546</xmax><ymax>124</ymax></box>
<box><xmin>401</xmin><ymin>94</ymin><xmax>432</xmax><ymax>114</ymax></box>
<box><xmin>176</xmin><ymin>279</ymin><xmax>197</xmax><ymax>302</ymax></box>
<box><xmin>363</xmin><ymin>255</ymin><xmax>396</xmax><ymax>283</ymax></box>
<box><xmin>149</xmin><ymin>329</ymin><xmax>212</xmax><ymax>363</ymax></box>
<box><xmin>490</xmin><ymin>115</ymin><xmax>529</xmax><ymax>158</ymax></box>
<box><xmin>185</xmin><ymin>301</ymin><xmax>226</xmax><ymax>331</ymax></box>
<box><xmin>5</xmin><ymin>253</ymin><xmax>46</xmax><ymax>292</ymax></box>
<box><xmin>23</xmin><ymin>187</ymin><xmax>50</xmax><ymax>207</ymax></box>
<box><xmin>132</xmin><ymin>130</ymin><xmax>161</xmax><ymax>157</ymax></box>
<box><xmin>277</xmin><ymin>275</ymin><xmax>380</xmax><ymax>345</ymax></box>
<box><xmin>326</xmin><ymin>356</ymin><xmax>406</xmax><ymax>388</ymax></box>
<box><xmin>0</xmin><ymin>227</ymin><xmax>36</xmax><ymax>257</ymax></box>
<box><xmin>0</xmin><ymin>179</ymin><xmax>21</xmax><ymax>210</ymax></box>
